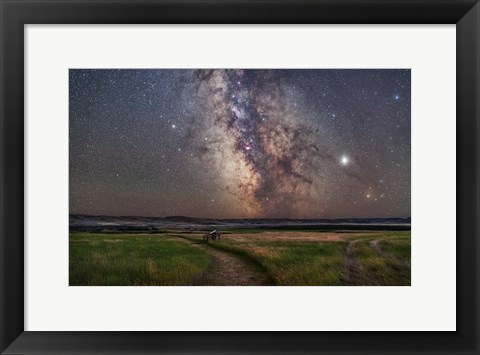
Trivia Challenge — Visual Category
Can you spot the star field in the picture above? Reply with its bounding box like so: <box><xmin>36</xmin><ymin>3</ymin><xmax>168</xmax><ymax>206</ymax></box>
<box><xmin>70</xmin><ymin>69</ymin><xmax>410</xmax><ymax>218</ymax></box>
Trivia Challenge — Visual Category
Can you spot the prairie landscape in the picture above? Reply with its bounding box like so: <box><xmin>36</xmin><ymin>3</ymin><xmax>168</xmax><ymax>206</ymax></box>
<box><xmin>69</xmin><ymin>225</ymin><xmax>410</xmax><ymax>286</ymax></box>
<box><xmin>70</xmin><ymin>69</ymin><xmax>411</xmax><ymax>286</ymax></box>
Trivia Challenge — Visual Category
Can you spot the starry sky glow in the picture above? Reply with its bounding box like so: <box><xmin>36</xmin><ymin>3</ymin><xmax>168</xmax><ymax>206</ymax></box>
<box><xmin>70</xmin><ymin>69</ymin><xmax>411</xmax><ymax>219</ymax></box>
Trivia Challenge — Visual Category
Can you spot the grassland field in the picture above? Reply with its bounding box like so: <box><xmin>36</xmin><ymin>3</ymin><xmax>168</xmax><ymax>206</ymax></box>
<box><xmin>69</xmin><ymin>229</ymin><xmax>411</xmax><ymax>286</ymax></box>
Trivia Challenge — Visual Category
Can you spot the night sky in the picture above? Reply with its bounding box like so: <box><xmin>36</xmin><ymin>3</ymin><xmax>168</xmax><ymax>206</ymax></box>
<box><xmin>70</xmin><ymin>69</ymin><xmax>410</xmax><ymax>219</ymax></box>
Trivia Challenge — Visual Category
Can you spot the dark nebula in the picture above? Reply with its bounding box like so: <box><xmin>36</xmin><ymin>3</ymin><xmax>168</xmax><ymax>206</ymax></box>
<box><xmin>70</xmin><ymin>69</ymin><xmax>410</xmax><ymax>218</ymax></box>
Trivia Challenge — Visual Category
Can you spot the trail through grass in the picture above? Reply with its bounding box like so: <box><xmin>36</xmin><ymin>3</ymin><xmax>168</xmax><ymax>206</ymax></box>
<box><xmin>342</xmin><ymin>233</ymin><xmax>411</xmax><ymax>285</ymax></box>
<box><xmin>203</xmin><ymin>239</ymin><xmax>346</xmax><ymax>285</ymax></box>
<box><xmin>199</xmin><ymin>231</ymin><xmax>410</xmax><ymax>286</ymax></box>
<box><xmin>70</xmin><ymin>230</ymin><xmax>411</xmax><ymax>286</ymax></box>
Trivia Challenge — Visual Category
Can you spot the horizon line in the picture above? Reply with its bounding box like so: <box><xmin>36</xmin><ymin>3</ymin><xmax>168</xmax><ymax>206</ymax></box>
<box><xmin>70</xmin><ymin>213</ymin><xmax>411</xmax><ymax>220</ymax></box>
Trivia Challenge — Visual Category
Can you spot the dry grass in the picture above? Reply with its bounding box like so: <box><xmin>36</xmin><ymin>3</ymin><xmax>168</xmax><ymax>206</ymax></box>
<box><xmin>209</xmin><ymin>231</ymin><xmax>383</xmax><ymax>243</ymax></box>
<box><xmin>184</xmin><ymin>230</ymin><xmax>410</xmax><ymax>286</ymax></box>
<box><xmin>70</xmin><ymin>230</ymin><xmax>411</xmax><ymax>286</ymax></box>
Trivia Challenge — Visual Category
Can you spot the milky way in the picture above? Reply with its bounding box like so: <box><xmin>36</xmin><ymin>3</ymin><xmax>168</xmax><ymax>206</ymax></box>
<box><xmin>70</xmin><ymin>69</ymin><xmax>411</xmax><ymax>218</ymax></box>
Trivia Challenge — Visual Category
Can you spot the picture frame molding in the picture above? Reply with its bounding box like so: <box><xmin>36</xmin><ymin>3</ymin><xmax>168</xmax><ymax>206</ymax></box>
<box><xmin>1</xmin><ymin>0</ymin><xmax>479</xmax><ymax>354</ymax></box>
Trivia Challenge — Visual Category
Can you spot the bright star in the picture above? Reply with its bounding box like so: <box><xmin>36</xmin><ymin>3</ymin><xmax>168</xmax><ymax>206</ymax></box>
<box><xmin>394</xmin><ymin>95</ymin><xmax>400</xmax><ymax>100</ymax></box>
<box><xmin>171</xmin><ymin>124</ymin><xmax>176</xmax><ymax>129</ymax></box>
<box><xmin>340</xmin><ymin>155</ymin><xmax>349</xmax><ymax>166</ymax></box>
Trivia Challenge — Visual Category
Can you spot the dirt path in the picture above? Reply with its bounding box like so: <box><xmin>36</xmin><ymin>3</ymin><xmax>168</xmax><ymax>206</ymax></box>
<box><xmin>341</xmin><ymin>240</ymin><xmax>364</xmax><ymax>285</ymax></box>
<box><xmin>196</xmin><ymin>244</ymin><xmax>273</xmax><ymax>286</ymax></box>
<box><xmin>174</xmin><ymin>237</ymin><xmax>273</xmax><ymax>286</ymax></box>
<box><xmin>342</xmin><ymin>237</ymin><xmax>410</xmax><ymax>286</ymax></box>
<box><xmin>343</xmin><ymin>238</ymin><xmax>390</xmax><ymax>285</ymax></box>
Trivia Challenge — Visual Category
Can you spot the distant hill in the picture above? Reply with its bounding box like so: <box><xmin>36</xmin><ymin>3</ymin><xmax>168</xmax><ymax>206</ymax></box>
<box><xmin>69</xmin><ymin>214</ymin><xmax>411</xmax><ymax>232</ymax></box>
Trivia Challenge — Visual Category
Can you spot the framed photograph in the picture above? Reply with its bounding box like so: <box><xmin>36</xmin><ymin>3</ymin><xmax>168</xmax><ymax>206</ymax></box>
<box><xmin>1</xmin><ymin>0</ymin><xmax>479</xmax><ymax>354</ymax></box>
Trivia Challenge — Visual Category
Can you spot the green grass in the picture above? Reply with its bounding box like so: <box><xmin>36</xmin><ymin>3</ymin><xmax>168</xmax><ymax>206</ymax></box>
<box><xmin>70</xmin><ymin>230</ymin><xmax>411</xmax><ymax>286</ymax></box>
<box><xmin>346</xmin><ymin>233</ymin><xmax>411</xmax><ymax>286</ymax></box>
<box><xmin>205</xmin><ymin>231</ymin><xmax>410</xmax><ymax>286</ymax></box>
<box><xmin>69</xmin><ymin>233</ymin><xmax>210</xmax><ymax>286</ymax></box>
<box><xmin>205</xmin><ymin>239</ymin><xmax>345</xmax><ymax>286</ymax></box>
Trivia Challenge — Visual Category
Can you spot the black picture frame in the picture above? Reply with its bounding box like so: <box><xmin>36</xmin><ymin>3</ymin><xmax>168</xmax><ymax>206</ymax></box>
<box><xmin>1</xmin><ymin>0</ymin><xmax>479</xmax><ymax>354</ymax></box>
